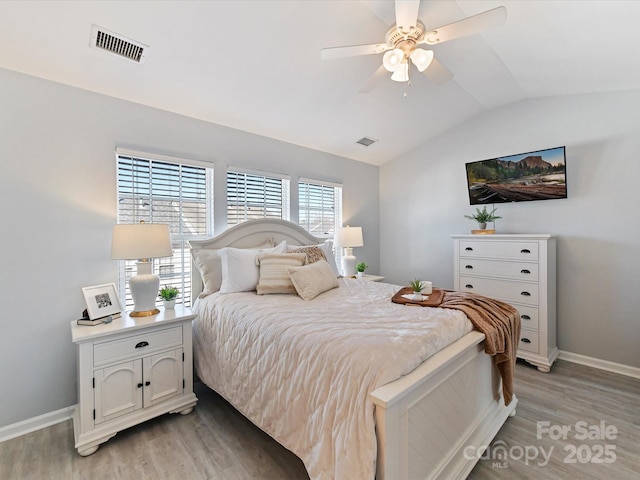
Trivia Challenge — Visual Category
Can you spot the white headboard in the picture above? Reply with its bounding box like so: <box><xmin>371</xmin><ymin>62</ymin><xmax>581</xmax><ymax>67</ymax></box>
<box><xmin>189</xmin><ymin>219</ymin><xmax>325</xmax><ymax>304</ymax></box>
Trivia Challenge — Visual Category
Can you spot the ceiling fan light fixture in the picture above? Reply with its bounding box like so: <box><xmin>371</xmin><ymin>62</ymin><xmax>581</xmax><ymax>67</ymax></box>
<box><xmin>410</xmin><ymin>48</ymin><xmax>434</xmax><ymax>72</ymax></box>
<box><xmin>382</xmin><ymin>48</ymin><xmax>404</xmax><ymax>72</ymax></box>
<box><xmin>390</xmin><ymin>61</ymin><xmax>409</xmax><ymax>82</ymax></box>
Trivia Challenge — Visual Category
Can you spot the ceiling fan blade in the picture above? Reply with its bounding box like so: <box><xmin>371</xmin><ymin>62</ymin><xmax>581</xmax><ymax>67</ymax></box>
<box><xmin>395</xmin><ymin>0</ymin><xmax>421</xmax><ymax>32</ymax></box>
<box><xmin>423</xmin><ymin>58</ymin><xmax>453</xmax><ymax>85</ymax></box>
<box><xmin>422</xmin><ymin>6</ymin><xmax>507</xmax><ymax>45</ymax></box>
<box><xmin>358</xmin><ymin>65</ymin><xmax>388</xmax><ymax>94</ymax></box>
<box><xmin>321</xmin><ymin>42</ymin><xmax>390</xmax><ymax>60</ymax></box>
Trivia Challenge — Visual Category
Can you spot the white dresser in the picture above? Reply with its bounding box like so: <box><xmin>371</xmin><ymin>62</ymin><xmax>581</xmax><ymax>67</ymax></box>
<box><xmin>452</xmin><ymin>234</ymin><xmax>558</xmax><ymax>372</ymax></box>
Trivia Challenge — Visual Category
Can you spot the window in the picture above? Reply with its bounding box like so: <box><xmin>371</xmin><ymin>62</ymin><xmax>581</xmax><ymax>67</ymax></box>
<box><xmin>298</xmin><ymin>178</ymin><xmax>342</xmax><ymax>238</ymax></box>
<box><xmin>299</xmin><ymin>179</ymin><xmax>342</xmax><ymax>268</ymax></box>
<box><xmin>226</xmin><ymin>168</ymin><xmax>290</xmax><ymax>226</ymax></box>
<box><xmin>116</xmin><ymin>149</ymin><xmax>214</xmax><ymax>308</ymax></box>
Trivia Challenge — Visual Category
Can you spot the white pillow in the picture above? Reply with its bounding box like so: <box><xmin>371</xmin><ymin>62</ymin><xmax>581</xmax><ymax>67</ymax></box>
<box><xmin>256</xmin><ymin>253</ymin><xmax>306</xmax><ymax>295</ymax></box>
<box><xmin>193</xmin><ymin>242</ymin><xmax>273</xmax><ymax>294</ymax></box>
<box><xmin>287</xmin><ymin>260</ymin><xmax>340</xmax><ymax>300</ymax></box>
<box><xmin>287</xmin><ymin>241</ymin><xmax>339</xmax><ymax>277</ymax></box>
<box><xmin>219</xmin><ymin>241</ymin><xmax>286</xmax><ymax>293</ymax></box>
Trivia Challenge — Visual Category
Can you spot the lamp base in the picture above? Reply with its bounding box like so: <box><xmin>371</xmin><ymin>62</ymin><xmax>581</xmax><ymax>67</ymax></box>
<box><xmin>129</xmin><ymin>261</ymin><xmax>160</xmax><ymax>317</ymax></box>
<box><xmin>341</xmin><ymin>247</ymin><xmax>357</xmax><ymax>277</ymax></box>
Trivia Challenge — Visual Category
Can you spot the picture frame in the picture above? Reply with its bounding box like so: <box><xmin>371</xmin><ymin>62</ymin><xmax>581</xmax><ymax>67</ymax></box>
<box><xmin>82</xmin><ymin>283</ymin><xmax>122</xmax><ymax>320</ymax></box>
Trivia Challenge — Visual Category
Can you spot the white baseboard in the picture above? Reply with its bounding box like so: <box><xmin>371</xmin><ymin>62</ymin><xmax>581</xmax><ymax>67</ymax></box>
<box><xmin>0</xmin><ymin>405</ymin><xmax>75</xmax><ymax>443</ymax></box>
<box><xmin>558</xmin><ymin>350</ymin><xmax>640</xmax><ymax>379</ymax></box>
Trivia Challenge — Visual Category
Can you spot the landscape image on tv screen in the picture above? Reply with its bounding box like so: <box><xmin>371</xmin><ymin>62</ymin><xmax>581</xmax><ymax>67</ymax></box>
<box><xmin>466</xmin><ymin>146</ymin><xmax>567</xmax><ymax>205</ymax></box>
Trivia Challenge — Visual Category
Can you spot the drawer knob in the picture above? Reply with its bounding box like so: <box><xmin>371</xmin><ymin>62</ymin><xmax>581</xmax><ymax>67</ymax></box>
<box><xmin>521</xmin><ymin>269</ymin><xmax>531</xmax><ymax>274</ymax></box>
<box><xmin>521</xmin><ymin>315</ymin><xmax>531</xmax><ymax>320</ymax></box>
<box><xmin>145</xmin><ymin>381</ymin><xmax>151</xmax><ymax>387</ymax></box>
<box><xmin>521</xmin><ymin>249</ymin><xmax>531</xmax><ymax>254</ymax></box>
<box><xmin>135</xmin><ymin>341</ymin><xmax>149</xmax><ymax>349</ymax></box>
<box><xmin>465</xmin><ymin>247</ymin><xmax>474</xmax><ymax>251</ymax></box>
<box><xmin>521</xmin><ymin>291</ymin><xmax>531</xmax><ymax>296</ymax></box>
<box><xmin>465</xmin><ymin>284</ymin><xmax>474</xmax><ymax>289</ymax></box>
<box><xmin>521</xmin><ymin>338</ymin><xmax>532</xmax><ymax>344</ymax></box>
<box><xmin>465</xmin><ymin>265</ymin><xmax>473</xmax><ymax>269</ymax></box>
<box><xmin>137</xmin><ymin>383</ymin><xmax>143</xmax><ymax>388</ymax></box>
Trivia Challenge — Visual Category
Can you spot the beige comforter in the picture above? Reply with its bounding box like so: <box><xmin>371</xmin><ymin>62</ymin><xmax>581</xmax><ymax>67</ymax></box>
<box><xmin>193</xmin><ymin>279</ymin><xmax>473</xmax><ymax>480</ymax></box>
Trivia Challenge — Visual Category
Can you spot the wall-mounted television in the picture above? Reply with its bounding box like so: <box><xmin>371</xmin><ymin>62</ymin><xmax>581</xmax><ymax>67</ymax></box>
<box><xmin>465</xmin><ymin>146</ymin><xmax>567</xmax><ymax>205</ymax></box>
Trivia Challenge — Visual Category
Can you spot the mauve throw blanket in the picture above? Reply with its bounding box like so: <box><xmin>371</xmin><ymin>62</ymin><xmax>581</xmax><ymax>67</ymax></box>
<box><xmin>438</xmin><ymin>291</ymin><xmax>521</xmax><ymax>405</ymax></box>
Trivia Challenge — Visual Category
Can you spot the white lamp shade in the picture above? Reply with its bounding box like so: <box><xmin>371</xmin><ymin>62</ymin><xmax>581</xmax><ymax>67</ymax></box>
<box><xmin>334</xmin><ymin>226</ymin><xmax>363</xmax><ymax>248</ymax></box>
<box><xmin>111</xmin><ymin>223</ymin><xmax>173</xmax><ymax>260</ymax></box>
<box><xmin>410</xmin><ymin>48</ymin><xmax>434</xmax><ymax>72</ymax></box>
<box><xmin>383</xmin><ymin>48</ymin><xmax>404</xmax><ymax>72</ymax></box>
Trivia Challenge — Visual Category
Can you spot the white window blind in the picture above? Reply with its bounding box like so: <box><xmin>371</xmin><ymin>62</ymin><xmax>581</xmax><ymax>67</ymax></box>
<box><xmin>227</xmin><ymin>168</ymin><xmax>290</xmax><ymax>226</ymax></box>
<box><xmin>298</xmin><ymin>179</ymin><xmax>342</xmax><ymax>238</ymax></box>
<box><xmin>116</xmin><ymin>150</ymin><xmax>214</xmax><ymax>308</ymax></box>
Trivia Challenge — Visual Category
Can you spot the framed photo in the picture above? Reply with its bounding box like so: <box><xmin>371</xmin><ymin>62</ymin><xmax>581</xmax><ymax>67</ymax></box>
<box><xmin>82</xmin><ymin>283</ymin><xmax>122</xmax><ymax>320</ymax></box>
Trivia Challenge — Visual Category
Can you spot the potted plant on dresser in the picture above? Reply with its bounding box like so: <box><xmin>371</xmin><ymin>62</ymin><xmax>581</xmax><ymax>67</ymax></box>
<box><xmin>159</xmin><ymin>285</ymin><xmax>179</xmax><ymax>309</ymax></box>
<box><xmin>464</xmin><ymin>206</ymin><xmax>501</xmax><ymax>234</ymax></box>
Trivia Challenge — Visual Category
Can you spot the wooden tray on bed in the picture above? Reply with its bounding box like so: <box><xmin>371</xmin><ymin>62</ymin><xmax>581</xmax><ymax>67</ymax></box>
<box><xmin>391</xmin><ymin>287</ymin><xmax>445</xmax><ymax>307</ymax></box>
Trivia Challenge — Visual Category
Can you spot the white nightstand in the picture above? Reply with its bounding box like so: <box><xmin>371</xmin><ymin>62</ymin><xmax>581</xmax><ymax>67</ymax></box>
<box><xmin>70</xmin><ymin>305</ymin><xmax>198</xmax><ymax>456</ymax></box>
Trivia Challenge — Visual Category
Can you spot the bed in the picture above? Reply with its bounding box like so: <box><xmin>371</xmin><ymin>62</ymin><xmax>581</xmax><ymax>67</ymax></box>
<box><xmin>189</xmin><ymin>219</ymin><xmax>517</xmax><ymax>480</ymax></box>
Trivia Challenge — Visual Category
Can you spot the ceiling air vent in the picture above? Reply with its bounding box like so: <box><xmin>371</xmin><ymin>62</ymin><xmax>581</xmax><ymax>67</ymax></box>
<box><xmin>356</xmin><ymin>137</ymin><xmax>377</xmax><ymax>147</ymax></box>
<box><xmin>90</xmin><ymin>25</ymin><xmax>148</xmax><ymax>64</ymax></box>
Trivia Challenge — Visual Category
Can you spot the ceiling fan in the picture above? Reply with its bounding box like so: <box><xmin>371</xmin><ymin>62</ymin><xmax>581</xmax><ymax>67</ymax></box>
<box><xmin>321</xmin><ymin>0</ymin><xmax>507</xmax><ymax>90</ymax></box>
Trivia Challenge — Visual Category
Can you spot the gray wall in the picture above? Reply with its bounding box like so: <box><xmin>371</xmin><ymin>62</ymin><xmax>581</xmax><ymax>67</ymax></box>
<box><xmin>380</xmin><ymin>91</ymin><xmax>640</xmax><ymax>368</ymax></box>
<box><xmin>0</xmin><ymin>67</ymin><xmax>379</xmax><ymax>427</ymax></box>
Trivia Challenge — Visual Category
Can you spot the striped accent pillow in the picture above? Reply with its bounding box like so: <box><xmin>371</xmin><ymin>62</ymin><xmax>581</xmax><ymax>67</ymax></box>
<box><xmin>256</xmin><ymin>253</ymin><xmax>307</xmax><ymax>295</ymax></box>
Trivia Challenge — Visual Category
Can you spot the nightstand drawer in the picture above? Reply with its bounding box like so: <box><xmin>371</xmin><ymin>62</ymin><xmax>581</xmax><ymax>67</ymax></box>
<box><xmin>519</xmin><ymin>329</ymin><xmax>539</xmax><ymax>353</ymax></box>
<box><xmin>460</xmin><ymin>241</ymin><xmax>539</xmax><ymax>261</ymax></box>
<box><xmin>94</xmin><ymin>326</ymin><xmax>182</xmax><ymax>366</ymax></box>
<box><xmin>459</xmin><ymin>259</ymin><xmax>539</xmax><ymax>281</ymax></box>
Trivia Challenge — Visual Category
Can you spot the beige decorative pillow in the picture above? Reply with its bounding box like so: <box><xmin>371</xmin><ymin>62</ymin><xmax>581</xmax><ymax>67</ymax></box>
<box><xmin>286</xmin><ymin>241</ymin><xmax>339</xmax><ymax>276</ymax></box>
<box><xmin>292</xmin><ymin>246</ymin><xmax>327</xmax><ymax>265</ymax></box>
<box><xmin>256</xmin><ymin>253</ymin><xmax>307</xmax><ymax>295</ymax></box>
<box><xmin>193</xmin><ymin>249</ymin><xmax>223</xmax><ymax>294</ymax></box>
<box><xmin>287</xmin><ymin>260</ymin><xmax>340</xmax><ymax>300</ymax></box>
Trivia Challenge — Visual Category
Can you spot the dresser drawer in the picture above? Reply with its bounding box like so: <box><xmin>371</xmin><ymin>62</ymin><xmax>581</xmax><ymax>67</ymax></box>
<box><xmin>519</xmin><ymin>329</ymin><xmax>539</xmax><ymax>353</ymax></box>
<box><xmin>459</xmin><ymin>276</ymin><xmax>539</xmax><ymax>306</ymax></box>
<box><xmin>460</xmin><ymin>241</ymin><xmax>539</xmax><ymax>261</ymax></box>
<box><xmin>94</xmin><ymin>326</ymin><xmax>183</xmax><ymax>366</ymax></box>
<box><xmin>459</xmin><ymin>259</ymin><xmax>539</xmax><ymax>281</ymax></box>
<box><xmin>514</xmin><ymin>305</ymin><xmax>539</xmax><ymax>331</ymax></box>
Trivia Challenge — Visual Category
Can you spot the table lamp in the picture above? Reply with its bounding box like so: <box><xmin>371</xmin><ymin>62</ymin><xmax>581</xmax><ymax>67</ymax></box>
<box><xmin>111</xmin><ymin>222</ymin><xmax>173</xmax><ymax>317</ymax></box>
<box><xmin>334</xmin><ymin>226</ymin><xmax>363</xmax><ymax>277</ymax></box>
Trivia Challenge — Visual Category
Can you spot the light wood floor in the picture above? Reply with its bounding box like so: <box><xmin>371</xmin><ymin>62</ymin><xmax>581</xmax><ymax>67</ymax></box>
<box><xmin>1</xmin><ymin>359</ymin><xmax>638</xmax><ymax>479</ymax></box>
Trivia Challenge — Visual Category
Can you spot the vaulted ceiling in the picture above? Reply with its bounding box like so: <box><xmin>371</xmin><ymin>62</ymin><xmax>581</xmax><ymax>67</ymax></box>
<box><xmin>1</xmin><ymin>1</ymin><xmax>639</xmax><ymax>165</ymax></box>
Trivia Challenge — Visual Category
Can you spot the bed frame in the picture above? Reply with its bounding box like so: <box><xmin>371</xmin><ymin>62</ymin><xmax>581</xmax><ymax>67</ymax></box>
<box><xmin>190</xmin><ymin>219</ymin><xmax>517</xmax><ymax>480</ymax></box>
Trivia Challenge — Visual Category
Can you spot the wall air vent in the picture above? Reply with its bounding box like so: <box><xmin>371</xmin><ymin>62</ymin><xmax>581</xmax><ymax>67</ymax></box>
<box><xmin>90</xmin><ymin>25</ymin><xmax>148</xmax><ymax>64</ymax></box>
<box><xmin>356</xmin><ymin>137</ymin><xmax>377</xmax><ymax>147</ymax></box>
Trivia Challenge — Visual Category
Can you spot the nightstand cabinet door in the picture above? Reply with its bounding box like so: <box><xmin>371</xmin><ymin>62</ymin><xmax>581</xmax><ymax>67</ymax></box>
<box><xmin>144</xmin><ymin>348</ymin><xmax>184</xmax><ymax>408</ymax></box>
<box><xmin>95</xmin><ymin>361</ymin><xmax>143</xmax><ymax>424</ymax></box>
<box><xmin>452</xmin><ymin>234</ymin><xmax>557</xmax><ymax>373</ymax></box>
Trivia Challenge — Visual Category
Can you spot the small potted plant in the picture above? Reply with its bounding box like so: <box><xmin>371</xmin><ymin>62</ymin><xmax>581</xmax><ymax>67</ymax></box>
<box><xmin>464</xmin><ymin>206</ymin><xmax>502</xmax><ymax>230</ymax></box>
<box><xmin>159</xmin><ymin>285</ymin><xmax>179</xmax><ymax>310</ymax></box>
<box><xmin>355</xmin><ymin>262</ymin><xmax>368</xmax><ymax>279</ymax></box>
<box><xmin>409</xmin><ymin>279</ymin><xmax>425</xmax><ymax>300</ymax></box>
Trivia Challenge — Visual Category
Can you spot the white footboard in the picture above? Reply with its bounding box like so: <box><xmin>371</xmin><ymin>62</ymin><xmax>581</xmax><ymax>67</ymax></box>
<box><xmin>371</xmin><ymin>331</ymin><xmax>517</xmax><ymax>480</ymax></box>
